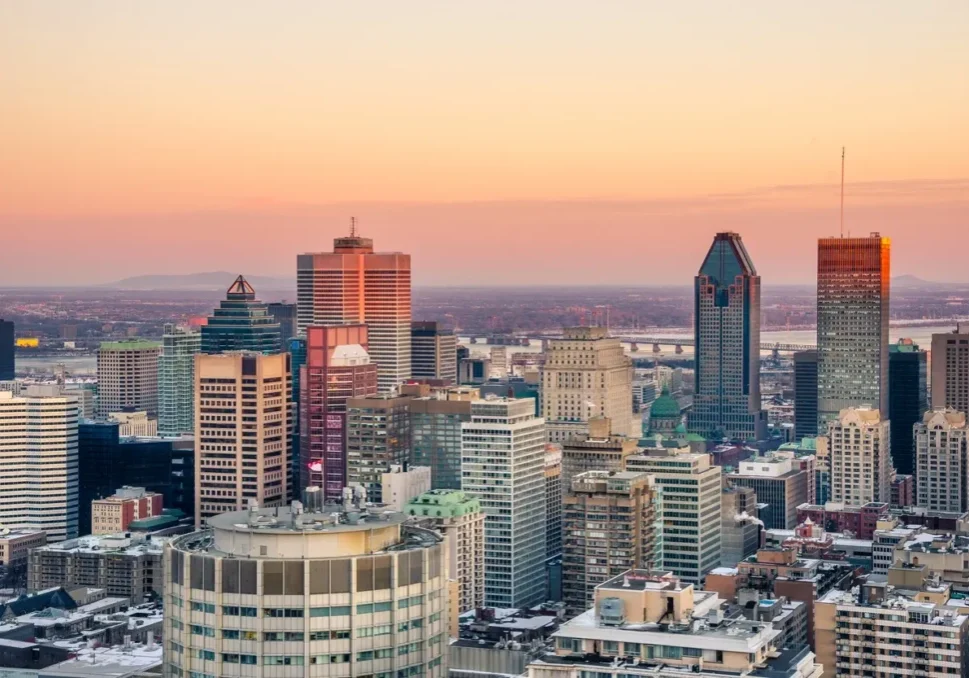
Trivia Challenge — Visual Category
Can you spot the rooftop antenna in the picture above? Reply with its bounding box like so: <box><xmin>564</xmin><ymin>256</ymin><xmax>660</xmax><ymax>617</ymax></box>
<box><xmin>350</xmin><ymin>216</ymin><xmax>357</xmax><ymax>237</ymax></box>
<box><xmin>840</xmin><ymin>147</ymin><xmax>845</xmax><ymax>238</ymax></box>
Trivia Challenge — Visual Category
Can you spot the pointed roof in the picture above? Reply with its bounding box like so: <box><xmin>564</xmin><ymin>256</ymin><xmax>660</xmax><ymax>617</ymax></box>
<box><xmin>226</xmin><ymin>274</ymin><xmax>256</xmax><ymax>301</ymax></box>
<box><xmin>698</xmin><ymin>232</ymin><xmax>757</xmax><ymax>286</ymax></box>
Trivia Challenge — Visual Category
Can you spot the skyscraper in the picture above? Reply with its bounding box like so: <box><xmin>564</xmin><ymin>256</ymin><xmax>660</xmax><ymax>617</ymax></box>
<box><xmin>200</xmin><ymin>275</ymin><xmax>282</xmax><ymax>354</ymax></box>
<box><xmin>689</xmin><ymin>232</ymin><xmax>766</xmax><ymax>440</ymax></box>
<box><xmin>0</xmin><ymin>386</ymin><xmax>79</xmax><ymax>541</ymax></box>
<box><xmin>0</xmin><ymin>319</ymin><xmax>14</xmax><ymax>380</ymax></box>
<box><xmin>793</xmin><ymin>350</ymin><xmax>818</xmax><ymax>441</ymax></box>
<box><xmin>915</xmin><ymin>409</ymin><xmax>968</xmax><ymax>513</ymax></box>
<box><xmin>157</xmin><ymin>324</ymin><xmax>201</xmax><ymax>437</ymax></box>
<box><xmin>931</xmin><ymin>323</ymin><xmax>969</xmax><ymax>414</ymax></box>
<box><xmin>266</xmin><ymin>301</ymin><xmax>297</xmax><ymax>341</ymax></box>
<box><xmin>461</xmin><ymin>398</ymin><xmax>546</xmax><ymax>608</ymax></box>
<box><xmin>297</xmin><ymin>230</ymin><xmax>412</xmax><ymax>392</ymax></box>
<box><xmin>96</xmin><ymin>339</ymin><xmax>161</xmax><ymax>418</ymax></box>
<box><xmin>300</xmin><ymin>325</ymin><xmax>378</xmax><ymax>498</ymax></box>
<box><xmin>408</xmin><ymin>387</ymin><xmax>476</xmax><ymax>490</ymax></box>
<box><xmin>888</xmin><ymin>339</ymin><xmax>928</xmax><ymax>476</ymax></box>
<box><xmin>827</xmin><ymin>407</ymin><xmax>892</xmax><ymax>505</ymax></box>
<box><xmin>411</xmin><ymin>321</ymin><xmax>457</xmax><ymax>383</ymax></box>
<box><xmin>540</xmin><ymin>327</ymin><xmax>635</xmax><ymax>443</ymax></box>
<box><xmin>346</xmin><ymin>394</ymin><xmax>412</xmax><ymax>502</ymax></box>
<box><xmin>816</xmin><ymin>234</ymin><xmax>890</xmax><ymax>430</ymax></box>
<box><xmin>194</xmin><ymin>352</ymin><xmax>291</xmax><ymax>526</ymax></box>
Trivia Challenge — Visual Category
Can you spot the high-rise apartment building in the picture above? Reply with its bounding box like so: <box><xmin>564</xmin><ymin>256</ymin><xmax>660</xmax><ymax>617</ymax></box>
<box><xmin>816</xmin><ymin>234</ymin><xmax>891</xmax><ymax>430</ymax></box>
<box><xmin>545</xmin><ymin>446</ymin><xmax>563</xmax><ymax>561</ymax></box>
<box><xmin>625</xmin><ymin>449</ymin><xmax>721</xmax><ymax>584</ymax></box>
<box><xmin>157</xmin><ymin>324</ymin><xmax>201</xmax><ymax>437</ymax></box>
<box><xmin>0</xmin><ymin>319</ymin><xmax>13</xmax><ymax>380</ymax></box>
<box><xmin>793</xmin><ymin>350</ymin><xmax>818</xmax><ymax>442</ymax></box>
<box><xmin>346</xmin><ymin>394</ymin><xmax>412</xmax><ymax>502</ymax></box>
<box><xmin>690</xmin><ymin>232</ymin><xmax>766</xmax><ymax>440</ymax></box>
<box><xmin>408</xmin><ymin>387</ymin><xmax>476</xmax><ymax>490</ymax></box>
<box><xmin>915</xmin><ymin>408</ymin><xmax>968</xmax><ymax>513</ymax></box>
<box><xmin>411</xmin><ymin>321</ymin><xmax>457</xmax><ymax>384</ymax></box>
<box><xmin>562</xmin><ymin>471</ymin><xmax>657</xmax><ymax>613</ymax></box>
<box><xmin>461</xmin><ymin>398</ymin><xmax>547</xmax><ymax>608</ymax></box>
<box><xmin>931</xmin><ymin>323</ymin><xmax>969</xmax><ymax>413</ymax></box>
<box><xmin>827</xmin><ymin>407</ymin><xmax>892</xmax><ymax>506</ymax></box>
<box><xmin>888</xmin><ymin>339</ymin><xmax>928</xmax><ymax>476</ymax></box>
<box><xmin>540</xmin><ymin>327</ymin><xmax>635</xmax><ymax>443</ymax></box>
<box><xmin>726</xmin><ymin>454</ymin><xmax>809</xmax><ymax>530</ymax></box>
<box><xmin>194</xmin><ymin>352</ymin><xmax>291</xmax><ymax>526</ymax></box>
<box><xmin>0</xmin><ymin>386</ymin><xmax>79</xmax><ymax>541</ymax></box>
<box><xmin>201</xmin><ymin>275</ymin><xmax>282</xmax><ymax>354</ymax></box>
<box><xmin>266</xmin><ymin>301</ymin><xmax>297</xmax><ymax>341</ymax></box>
<box><xmin>300</xmin><ymin>325</ymin><xmax>378</xmax><ymax>498</ymax></box>
<box><xmin>405</xmin><ymin>489</ymin><xmax>485</xmax><ymax>613</ymax></box>
<box><xmin>561</xmin><ymin>417</ymin><xmax>638</xmax><ymax>487</ymax></box>
<box><xmin>164</xmin><ymin>502</ymin><xmax>449</xmax><ymax>678</ymax></box>
<box><xmin>298</xmin><ymin>232</ymin><xmax>412</xmax><ymax>392</ymax></box>
<box><xmin>96</xmin><ymin>339</ymin><xmax>161</xmax><ymax>418</ymax></box>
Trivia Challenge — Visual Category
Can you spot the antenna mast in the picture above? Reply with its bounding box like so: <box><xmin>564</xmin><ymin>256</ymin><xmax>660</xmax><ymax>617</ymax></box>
<box><xmin>350</xmin><ymin>216</ymin><xmax>357</xmax><ymax>237</ymax></box>
<box><xmin>840</xmin><ymin>147</ymin><xmax>845</xmax><ymax>238</ymax></box>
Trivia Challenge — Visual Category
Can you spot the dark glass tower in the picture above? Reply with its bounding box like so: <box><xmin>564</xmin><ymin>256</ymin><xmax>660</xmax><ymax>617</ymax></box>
<box><xmin>268</xmin><ymin>302</ymin><xmax>297</xmax><ymax>341</ymax></box>
<box><xmin>200</xmin><ymin>275</ymin><xmax>282</xmax><ymax>354</ymax></box>
<box><xmin>793</xmin><ymin>350</ymin><xmax>818</xmax><ymax>441</ymax></box>
<box><xmin>889</xmin><ymin>340</ymin><xmax>928</xmax><ymax>476</ymax></box>
<box><xmin>0</xmin><ymin>319</ymin><xmax>13</xmax><ymax>380</ymax></box>
<box><xmin>689</xmin><ymin>232</ymin><xmax>766</xmax><ymax>440</ymax></box>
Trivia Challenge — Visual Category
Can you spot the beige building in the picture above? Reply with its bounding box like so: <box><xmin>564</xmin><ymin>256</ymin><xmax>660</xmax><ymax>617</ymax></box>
<box><xmin>91</xmin><ymin>486</ymin><xmax>163</xmax><ymax>535</ymax></box>
<box><xmin>0</xmin><ymin>528</ymin><xmax>46</xmax><ymax>566</ymax></box>
<box><xmin>107</xmin><ymin>410</ymin><xmax>157</xmax><ymax>437</ymax></box>
<box><xmin>932</xmin><ymin>324</ymin><xmax>969</xmax><ymax>413</ymax></box>
<box><xmin>541</xmin><ymin>327</ymin><xmax>635</xmax><ymax>443</ymax></box>
<box><xmin>560</xmin><ymin>418</ymin><xmax>638</xmax><ymax>488</ymax></box>
<box><xmin>164</xmin><ymin>501</ymin><xmax>449</xmax><ymax>678</ymax></box>
<box><xmin>405</xmin><ymin>489</ymin><xmax>485</xmax><ymax>614</ymax></box>
<box><xmin>194</xmin><ymin>352</ymin><xmax>291</xmax><ymax>526</ymax></box>
<box><xmin>562</xmin><ymin>471</ymin><xmax>657</xmax><ymax>613</ymax></box>
<box><xmin>915</xmin><ymin>408</ymin><xmax>968</xmax><ymax>513</ymax></box>
<box><xmin>529</xmin><ymin>569</ymin><xmax>821</xmax><ymax>678</ymax></box>
<box><xmin>827</xmin><ymin>407</ymin><xmax>892</xmax><ymax>505</ymax></box>
<box><xmin>815</xmin><ymin>566</ymin><xmax>968</xmax><ymax>677</ymax></box>
<box><xmin>380</xmin><ymin>464</ymin><xmax>432</xmax><ymax>512</ymax></box>
<box><xmin>626</xmin><ymin>448</ymin><xmax>721</xmax><ymax>584</ymax></box>
<box><xmin>96</xmin><ymin>340</ymin><xmax>161</xmax><ymax>418</ymax></box>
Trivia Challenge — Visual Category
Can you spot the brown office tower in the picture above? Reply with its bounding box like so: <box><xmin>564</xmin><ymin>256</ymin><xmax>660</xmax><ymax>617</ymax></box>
<box><xmin>816</xmin><ymin>234</ymin><xmax>890</xmax><ymax>431</ymax></box>
<box><xmin>931</xmin><ymin>323</ymin><xmax>969</xmax><ymax>414</ymax></box>
<box><xmin>194</xmin><ymin>352</ymin><xmax>291</xmax><ymax>526</ymax></box>
<box><xmin>297</xmin><ymin>230</ymin><xmax>412</xmax><ymax>393</ymax></box>
<box><xmin>300</xmin><ymin>325</ymin><xmax>378</xmax><ymax>499</ymax></box>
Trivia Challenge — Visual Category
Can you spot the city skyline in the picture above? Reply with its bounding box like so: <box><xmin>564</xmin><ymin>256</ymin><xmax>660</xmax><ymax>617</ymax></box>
<box><xmin>2</xmin><ymin>1</ymin><xmax>968</xmax><ymax>286</ymax></box>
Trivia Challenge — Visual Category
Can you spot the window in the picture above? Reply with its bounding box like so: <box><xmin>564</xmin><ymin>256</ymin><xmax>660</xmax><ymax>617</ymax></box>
<box><xmin>264</xmin><ymin>656</ymin><xmax>305</xmax><ymax>666</ymax></box>
<box><xmin>195</xmin><ymin>650</ymin><xmax>215</xmax><ymax>661</ymax></box>
<box><xmin>399</xmin><ymin>619</ymin><xmax>423</xmax><ymax>632</ymax></box>
<box><xmin>190</xmin><ymin>625</ymin><xmax>215</xmax><ymax>638</ymax></box>
<box><xmin>222</xmin><ymin>630</ymin><xmax>239</xmax><ymax>640</ymax></box>
<box><xmin>191</xmin><ymin>602</ymin><xmax>215</xmax><ymax>613</ymax></box>
<box><xmin>222</xmin><ymin>654</ymin><xmax>239</xmax><ymax>663</ymax></box>
<box><xmin>264</xmin><ymin>608</ymin><xmax>304</xmax><ymax>618</ymax></box>
<box><xmin>358</xmin><ymin>625</ymin><xmax>392</xmax><ymax>637</ymax></box>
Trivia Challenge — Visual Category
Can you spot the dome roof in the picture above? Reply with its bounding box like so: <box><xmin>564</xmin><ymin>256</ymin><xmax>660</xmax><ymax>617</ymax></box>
<box><xmin>650</xmin><ymin>386</ymin><xmax>681</xmax><ymax>419</ymax></box>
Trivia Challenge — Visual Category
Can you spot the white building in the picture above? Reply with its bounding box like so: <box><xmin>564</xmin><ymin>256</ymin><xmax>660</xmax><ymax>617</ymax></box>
<box><xmin>0</xmin><ymin>386</ymin><xmax>79</xmax><ymax>541</ymax></box>
<box><xmin>461</xmin><ymin>397</ymin><xmax>547</xmax><ymax>608</ymax></box>
<box><xmin>108</xmin><ymin>410</ymin><xmax>157</xmax><ymax>437</ymax></box>
<box><xmin>96</xmin><ymin>339</ymin><xmax>161</xmax><ymax>418</ymax></box>
<box><xmin>540</xmin><ymin>327</ymin><xmax>636</xmax><ymax>443</ymax></box>
<box><xmin>827</xmin><ymin>407</ymin><xmax>892</xmax><ymax>506</ymax></box>
<box><xmin>915</xmin><ymin>408</ymin><xmax>968</xmax><ymax>512</ymax></box>
<box><xmin>380</xmin><ymin>464</ymin><xmax>432</xmax><ymax>512</ymax></box>
<box><xmin>626</xmin><ymin>448</ymin><xmax>721</xmax><ymax>585</ymax></box>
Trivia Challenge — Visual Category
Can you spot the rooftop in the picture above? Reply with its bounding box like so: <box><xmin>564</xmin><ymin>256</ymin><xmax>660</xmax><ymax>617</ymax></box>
<box><xmin>205</xmin><ymin>502</ymin><xmax>410</xmax><ymax>536</ymax></box>
<box><xmin>32</xmin><ymin>534</ymin><xmax>164</xmax><ymax>557</ymax></box>
<box><xmin>98</xmin><ymin>340</ymin><xmax>161</xmax><ymax>351</ymax></box>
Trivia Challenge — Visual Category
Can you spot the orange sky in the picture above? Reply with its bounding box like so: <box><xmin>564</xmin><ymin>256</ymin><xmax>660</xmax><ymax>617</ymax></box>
<box><xmin>1</xmin><ymin>1</ymin><xmax>967</xmax><ymax>285</ymax></box>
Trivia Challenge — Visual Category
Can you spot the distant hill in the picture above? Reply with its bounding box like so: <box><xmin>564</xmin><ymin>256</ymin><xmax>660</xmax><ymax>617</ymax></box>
<box><xmin>893</xmin><ymin>274</ymin><xmax>942</xmax><ymax>288</ymax></box>
<box><xmin>102</xmin><ymin>271</ymin><xmax>294</xmax><ymax>291</ymax></box>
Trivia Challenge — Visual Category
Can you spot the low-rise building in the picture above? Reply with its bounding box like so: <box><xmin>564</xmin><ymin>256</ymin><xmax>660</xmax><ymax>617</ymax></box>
<box><xmin>892</xmin><ymin>531</ymin><xmax>969</xmax><ymax>591</ymax></box>
<box><xmin>795</xmin><ymin>501</ymin><xmax>889</xmax><ymax>540</ymax></box>
<box><xmin>0</xmin><ymin>528</ymin><xmax>46</xmax><ymax>566</ymax></box>
<box><xmin>91</xmin><ymin>486</ymin><xmax>164</xmax><ymax>535</ymax></box>
<box><xmin>107</xmin><ymin>410</ymin><xmax>157</xmax><ymax>437</ymax></box>
<box><xmin>528</xmin><ymin>569</ymin><xmax>822</xmax><ymax>678</ymax></box>
<box><xmin>27</xmin><ymin>533</ymin><xmax>164</xmax><ymax>603</ymax></box>
<box><xmin>380</xmin><ymin>464</ymin><xmax>432</xmax><ymax>511</ymax></box>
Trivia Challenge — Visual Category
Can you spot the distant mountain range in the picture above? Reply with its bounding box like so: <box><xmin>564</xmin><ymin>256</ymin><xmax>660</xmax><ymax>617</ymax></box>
<box><xmin>892</xmin><ymin>274</ymin><xmax>949</xmax><ymax>288</ymax></box>
<box><xmin>102</xmin><ymin>271</ymin><xmax>294</xmax><ymax>291</ymax></box>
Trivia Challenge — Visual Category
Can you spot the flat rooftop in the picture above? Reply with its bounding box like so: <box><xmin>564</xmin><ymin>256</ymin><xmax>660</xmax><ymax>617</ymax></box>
<box><xmin>597</xmin><ymin>570</ymin><xmax>686</xmax><ymax>592</ymax></box>
<box><xmin>206</xmin><ymin>503</ymin><xmax>410</xmax><ymax>535</ymax></box>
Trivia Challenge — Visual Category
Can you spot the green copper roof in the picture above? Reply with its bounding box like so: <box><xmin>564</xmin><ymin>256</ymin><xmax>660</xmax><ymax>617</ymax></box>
<box><xmin>404</xmin><ymin>489</ymin><xmax>481</xmax><ymax>518</ymax></box>
<box><xmin>99</xmin><ymin>340</ymin><xmax>162</xmax><ymax>351</ymax></box>
<box><xmin>650</xmin><ymin>386</ymin><xmax>681</xmax><ymax>418</ymax></box>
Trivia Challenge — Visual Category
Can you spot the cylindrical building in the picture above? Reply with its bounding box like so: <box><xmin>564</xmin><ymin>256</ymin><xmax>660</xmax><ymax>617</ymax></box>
<box><xmin>164</xmin><ymin>500</ymin><xmax>448</xmax><ymax>678</ymax></box>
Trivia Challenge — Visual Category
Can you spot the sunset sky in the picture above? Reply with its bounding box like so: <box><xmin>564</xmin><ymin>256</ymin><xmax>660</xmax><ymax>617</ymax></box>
<box><xmin>1</xmin><ymin>1</ymin><xmax>967</xmax><ymax>286</ymax></box>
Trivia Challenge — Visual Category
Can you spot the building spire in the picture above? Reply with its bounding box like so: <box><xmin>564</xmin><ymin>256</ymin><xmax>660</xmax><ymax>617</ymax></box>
<box><xmin>350</xmin><ymin>216</ymin><xmax>357</xmax><ymax>238</ymax></box>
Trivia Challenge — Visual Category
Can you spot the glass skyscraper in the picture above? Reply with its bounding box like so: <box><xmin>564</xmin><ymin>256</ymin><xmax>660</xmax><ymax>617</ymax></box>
<box><xmin>689</xmin><ymin>232</ymin><xmax>766</xmax><ymax>440</ymax></box>
<box><xmin>817</xmin><ymin>234</ymin><xmax>890</xmax><ymax>431</ymax></box>
<box><xmin>0</xmin><ymin>319</ymin><xmax>13</xmax><ymax>380</ymax></box>
<box><xmin>888</xmin><ymin>339</ymin><xmax>928</xmax><ymax>476</ymax></box>
<box><xmin>200</xmin><ymin>275</ymin><xmax>282</xmax><ymax>354</ymax></box>
<box><xmin>158</xmin><ymin>324</ymin><xmax>201</xmax><ymax>437</ymax></box>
